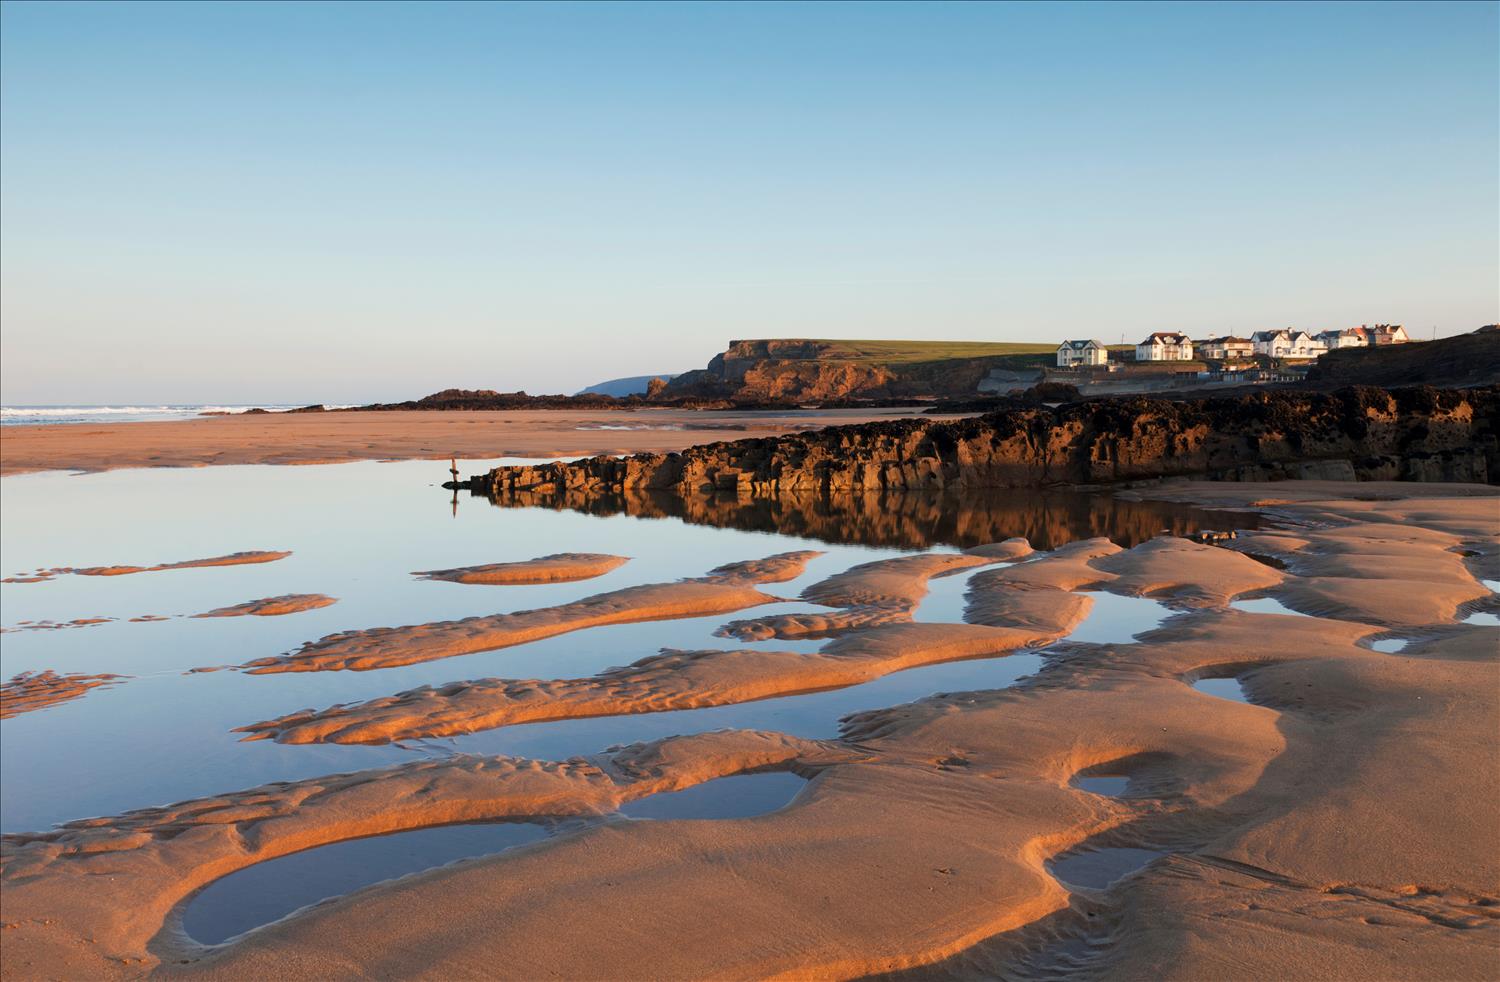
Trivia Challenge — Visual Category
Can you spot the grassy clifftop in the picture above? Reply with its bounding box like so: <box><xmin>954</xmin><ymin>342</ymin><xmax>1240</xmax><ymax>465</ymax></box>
<box><xmin>730</xmin><ymin>339</ymin><xmax>1059</xmax><ymax>363</ymax></box>
<box><xmin>663</xmin><ymin>338</ymin><xmax>1072</xmax><ymax>401</ymax></box>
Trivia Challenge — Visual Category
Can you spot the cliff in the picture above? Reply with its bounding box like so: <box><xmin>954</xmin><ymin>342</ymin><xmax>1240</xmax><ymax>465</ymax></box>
<box><xmin>461</xmin><ymin>386</ymin><xmax>1499</xmax><ymax>499</ymax></box>
<box><xmin>661</xmin><ymin>339</ymin><xmax>1055</xmax><ymax>402</ymax></box>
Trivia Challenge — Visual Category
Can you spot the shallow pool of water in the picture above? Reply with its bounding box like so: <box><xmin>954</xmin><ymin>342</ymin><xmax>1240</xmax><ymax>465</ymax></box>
<box><xmin>1</xmin><ymin>460</ymin><xmax>1245</xmax><ymax>835</ymax></box>
<box><xmin>620</xmin><ymin>771</ymin><xmax>807</xmax><ymax>821</ymax></box>
<box><xmin>1065</xmin><ymin>592</ymin><xmax>1174</xmax><ymax>645</ymax></box>
<box><xmin>1072</xmin><ymin>776</ymin><xmax>1130</xmax><ymax>797</ymax></box>
<box><xmin>181</xmin><ymin>820</ymin><xmax>552</xmax><ymax>945</ymax></box>
<box><xmin>178</xmin><ymin>769</ymin><xmax>807</xmax><ymax>946</ymax></box>
<box><xmin>1192</xmin><ymin>677</ymin><xmax>1249</xmax><ymax>703</ymax></box>
<box><xmin>1046</xmin><ymin>847</ymin><xmax>1166</xmax><ymax>890</ymax></box>
<box><xmin>1230</xmin><ymin>597</ymin><xmax>1310</xmax><ymax>618</ymax></box>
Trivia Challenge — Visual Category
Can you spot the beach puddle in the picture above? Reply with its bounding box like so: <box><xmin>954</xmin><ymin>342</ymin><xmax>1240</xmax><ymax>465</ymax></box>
<box><xmin>1046</xmin><ymin>847</ymin><xmax>1166</xmax><ymax>890</ymax></box>
<box><xmin>620</xmin><ymin>771</ymin><xmax>806</xmax><ymax>820</ymax></box>
<box><xmin>1072</xmin><ymin>775</ymin><xmax>1130</xmax><ymax>797</ymax></box>
<box><xmin>1230</xmin><ymin>597</ymin><xmax>1310</xmax><ymax>617</ymax></box>
<box><xmin>1064</xmin><ymin>592</ymin><xmax>1173</xmax><ymax>645</ymax></box>
<box><xmin>1</xmin><ymin>458</ymin><xmax>1253</xmax><ymax>857</ymax></box>
<box><xmin>179</xmin><ymin>821</ymin><xmax>551</xmax><ymax>945</ymax></box>
<box><xmin>1461</xmin><ymin>610</ymin><xmax>1500</xmax><ymax>626</ymax></box>
<box><xmin>910</xmin><ymin>561</ymin><xmax>986</xmax><ymax>623</ymax></box>
<box><xmin>1192</xmin><ymin>677</ymin><xmax>1249</xmax><ymax>703</ymax></box>
<box><xmin>1367</xmin><ymin>637</ymin><xmax>1410</xmax><ymax>653</ymax></box>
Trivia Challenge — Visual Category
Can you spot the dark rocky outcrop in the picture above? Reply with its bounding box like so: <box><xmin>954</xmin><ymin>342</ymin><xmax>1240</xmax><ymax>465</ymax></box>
<box><xmin>459</xmin><ymin>386</ymin><xmax>1499</xmax><ymax>500</ymax></box>
<box><xmin>1307</xmin><ymin>329</ymin><xmax>1500</xmax><ymax>388</ymax></box>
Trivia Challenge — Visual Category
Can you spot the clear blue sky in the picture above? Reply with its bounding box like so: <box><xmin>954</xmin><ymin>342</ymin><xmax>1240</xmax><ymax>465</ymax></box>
<box><xmin>2</xmin><ymin>0</ymin><xmax>1496</xmax><ymax>403</ymax></box>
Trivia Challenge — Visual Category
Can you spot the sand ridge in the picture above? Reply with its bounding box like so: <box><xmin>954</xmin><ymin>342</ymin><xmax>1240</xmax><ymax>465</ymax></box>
<box><xmin>234</xmin><ymin>549</ymin><xmax>1016</xmax><ymax>743</ymax></box>
<box><xmin>231</xmin><ymin>551</ymin><xmax>824</xmax><ymax>674</ymax></box>
<box><xmin>193</xmin><ymin>595</ymin><xmax>338</xmax><ymax>618</ymax></box>
<box><xmin>235</xmin><ymin>621</ymin><xmax>1042</xmax><ymax>745</ymax></box>
<box><xmin>0</xmin><ymin>670</ymin><xmax>129</xmax><ymax>719</ymax></box>
<box><xmin>718</xmin><ymin>550</ymin><xmax>999</xmax><ymax>641</ymax></box>
<box><xmin>412</xmin><ymin>553</ymin><xmax>629</xmax><ymax>585</ymax></box>
<box><xmin>10</xmin><ymin>551</ymin><xmax>295</xmax><ymax>579</ymax></box>
<box><xmin>2</xmin><ymin>484</ymin><xmax>1496</xmax><ymax>979</ymax></box>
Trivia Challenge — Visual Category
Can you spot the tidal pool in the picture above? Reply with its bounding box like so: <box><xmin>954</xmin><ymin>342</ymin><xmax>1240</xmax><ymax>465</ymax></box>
<box><xmin>1192</xmin><ymin>677</ymin><xmax>1250</xmax><ymax>703</ymax></box>
<box><xmin>179</xmin><ymin>770</ymin><xmax>808</xmax><ymax>946</ymax></box>
<box><xmin>1</xmin><ymin>460</ymin><xmax>1248</xmax><ymax>836</ymax></box>
<box><xmin>1046</xmin><ymin>846</ymin><xmax>1167</xmax><ymax>890</ymax></box>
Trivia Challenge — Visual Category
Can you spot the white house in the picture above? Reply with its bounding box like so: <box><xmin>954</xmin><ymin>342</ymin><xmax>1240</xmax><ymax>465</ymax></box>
<box><xmin>1315</xmin><ymin>327</ymin><xmax>1369</xmax><ymax>349</ymax></box>
<box><xmin>1197</xmin><ymin>336</ymin><xmax>1254</xmax><ymax>360</ymax></box>
<box><xmin>1253</xmin><ymin>329</ymin><xmax>1326</xmax><ymax>358</ymax></box>
<box><xmin>1056</xmin><ymin>339</ymin><xmax>1107</xmax><ymax>367</ymax></box>
<box><xmin>1368</xmin><ymin>324</ymin><xmax>1410</xmax><ymax>345</ymax></box>
<box><xmin>1135</xmin><ymin>332</ymin><xmax>1194</xmax><ymax>361</ymax></box>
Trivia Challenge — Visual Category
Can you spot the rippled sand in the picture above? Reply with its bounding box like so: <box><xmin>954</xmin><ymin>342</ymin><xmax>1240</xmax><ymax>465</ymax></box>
<box><xmin>1</xmin><ymin>482</ymin><xmax>1496</xmax><ymax>980</ymax></box>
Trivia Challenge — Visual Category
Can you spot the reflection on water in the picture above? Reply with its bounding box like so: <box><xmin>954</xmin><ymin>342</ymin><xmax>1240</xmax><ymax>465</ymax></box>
<box><xmin>474</xmin><ymin>487</ymin><xmax>1257</xmax><ymax>551</ymax></box>
<box><xmin>2</xmin><ymin>459</ymin><xmax>1251</xmax><ymax>837</ymax></box>
<box><xmin>619</xmin><ymin>771</ymin><xmax>806</xmax><ymax>821</ymax></box>
<box><xmin>1047</xmin><ymin>847</ymin><xmax>1167</xmax><ymax>889</ymax></box>
<box><xmin>1073</xmin><ymin>776</ymin><xmax>1130</xmax><ymax>797</ymax></box>
<box><xmin>1065</xmin><ymin>593</ymin><xmax>1174</xmax><ymax>645</ymax></box>
<box><xmin>179</xmin><ymin>770</ymin><xmax>807</xmax><ymax>946</ymax></box>
<box><xmin>1192</xmin><ymin>677</ymin><xmax>1250</xmax><ymax>703</ymax></box>
<box><xmin>180</xmin><ymin>821</ymin><xmax>551</xmax><ymax>945</ymax></box>
<box><xmin>1230</xmin><ymin>597</ymin><xmax>1310</xmax><ymax>618</ymax></box>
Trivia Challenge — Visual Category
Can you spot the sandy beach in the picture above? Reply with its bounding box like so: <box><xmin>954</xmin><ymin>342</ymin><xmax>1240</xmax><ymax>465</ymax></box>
<box><xmin>0</xmin><ymin>408</ymin><xmax>945</xmax><ymax>477</ymax></box>
<box><xmin>2</xmin><ymin>480</ymin><xmax>1495</xmax><ymax>979</ymax></box>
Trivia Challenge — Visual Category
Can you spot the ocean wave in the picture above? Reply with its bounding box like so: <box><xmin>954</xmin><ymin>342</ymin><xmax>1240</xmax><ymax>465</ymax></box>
<box><xmin>1</xmin><ymin>405</ymin><xmax>306</xmax><ymax>426</ymax></box>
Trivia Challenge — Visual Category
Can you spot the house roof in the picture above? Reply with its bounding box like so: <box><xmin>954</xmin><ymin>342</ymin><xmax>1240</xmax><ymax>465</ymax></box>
<box><xmin>1057</xmin><ymin>339</ymin><xmax>1105</xmax><ymax>350</ymax></box>
<box><xmin>1203</xmin><ymin>336</ymin><xmax>1251</xmax><ymax>345</ymax></box>
<box><xmin>1141</xmin><ymin>332</ymin><xmax>1191</xmax><ymax>344</ymax></box>
<box><xmin>1252</xmin><ymin>329</ymin><xmax>1290</xmax><ymax>341</ymax></box>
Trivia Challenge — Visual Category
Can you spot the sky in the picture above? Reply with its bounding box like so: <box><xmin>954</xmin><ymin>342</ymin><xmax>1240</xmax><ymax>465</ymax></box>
<box><xmin>1</xmin><ymin>1</ymin><xmax>1496</xmax><ymax>404</ymax></box>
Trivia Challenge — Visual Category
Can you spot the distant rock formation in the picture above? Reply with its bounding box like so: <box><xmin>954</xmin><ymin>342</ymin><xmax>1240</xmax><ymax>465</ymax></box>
<box><xmin>461</xmin><ymin>386</ymin><xmax>1498</xmax><ymax>498</ymax></box>
<box><xmin>662</xmin><ymin>339</ymin><xmax>1052</xmax><ymax>402</ymax></box>
<box><xmin>575</xmin><ymin>374</ymin><xmax>681</xmax><ymax>398</ymax></box>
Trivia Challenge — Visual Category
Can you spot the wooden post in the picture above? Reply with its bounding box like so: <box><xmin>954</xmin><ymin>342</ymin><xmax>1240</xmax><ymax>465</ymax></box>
<box><xmin>449</xmin><ymin>457</ymin><xmax>459</xmax><ymax>482</ymax></box>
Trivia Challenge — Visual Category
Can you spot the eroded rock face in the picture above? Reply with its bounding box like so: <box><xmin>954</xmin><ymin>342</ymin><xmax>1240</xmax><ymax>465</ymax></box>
<box><xmin>465</xmin><ymin>386</ymin><xmax>1498</xmax><ymax>500</ymax></box>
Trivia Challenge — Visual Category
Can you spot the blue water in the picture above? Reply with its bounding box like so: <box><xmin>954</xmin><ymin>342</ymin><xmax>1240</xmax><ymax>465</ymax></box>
<box><xmin>0</xmin><ymin>460</ymin><xmax>1045</xmax><ymax>833</ymax></box>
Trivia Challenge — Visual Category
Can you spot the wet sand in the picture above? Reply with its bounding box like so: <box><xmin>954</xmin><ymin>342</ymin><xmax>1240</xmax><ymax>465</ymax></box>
<box><xmin>412</xmin><ymin>553</ymin><xmax>629</xmax><ymax>585</ymax></box>
<box><xmin>5</xmin><ymin>551</ymin><xmax>291</xmax><ymax>583</ymax></box>
<box><xmin>0</xmin><ymin>670</ymin><xmax>128</xmax><ymax>719</ymax></box>
<box><xmin>193</xmin><ymin>595</ymin><xmax>338</xmax><ymax>618</ymax></box>
<box><xmin>0</xmin><ymin>408</ymin><xmax>946</xmax><ymax>477</ymax></box>
<box><xmin>233</xmin><ymin>551</ymin><xmax>822</xmax><ymax>674</ymax></box>
<box><xmin>1</xmin><ymin>482</ymin><xmax>1496</xmax><ymax>979</ymax></box>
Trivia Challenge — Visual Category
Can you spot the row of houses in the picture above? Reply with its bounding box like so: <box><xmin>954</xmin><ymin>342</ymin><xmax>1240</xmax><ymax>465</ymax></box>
<box><xmin>1056</xmin><ymin>325</ymin><xmax>1411</xmax><ymax>366</ymax></box>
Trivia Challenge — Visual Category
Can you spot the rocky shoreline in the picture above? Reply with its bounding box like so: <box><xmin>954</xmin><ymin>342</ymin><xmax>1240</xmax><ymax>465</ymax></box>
<box><xmin>459</xmin><ymin>385</ymin><xmax>1499</xmax><ymax>499</ymax></box>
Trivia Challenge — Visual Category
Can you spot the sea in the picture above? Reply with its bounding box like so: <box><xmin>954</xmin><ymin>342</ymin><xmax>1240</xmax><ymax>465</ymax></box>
<box><xmin>0</xmin><ymin>405</ymin><xmax>348</xmax><ymax>426</ymax></box>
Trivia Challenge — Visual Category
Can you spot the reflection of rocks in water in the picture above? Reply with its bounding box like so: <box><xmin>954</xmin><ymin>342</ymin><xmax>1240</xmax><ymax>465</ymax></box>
<box><xmin>476</xmin><ymin>488</ymin><xmax>1257</xmax><ymax>550</ymax></box>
